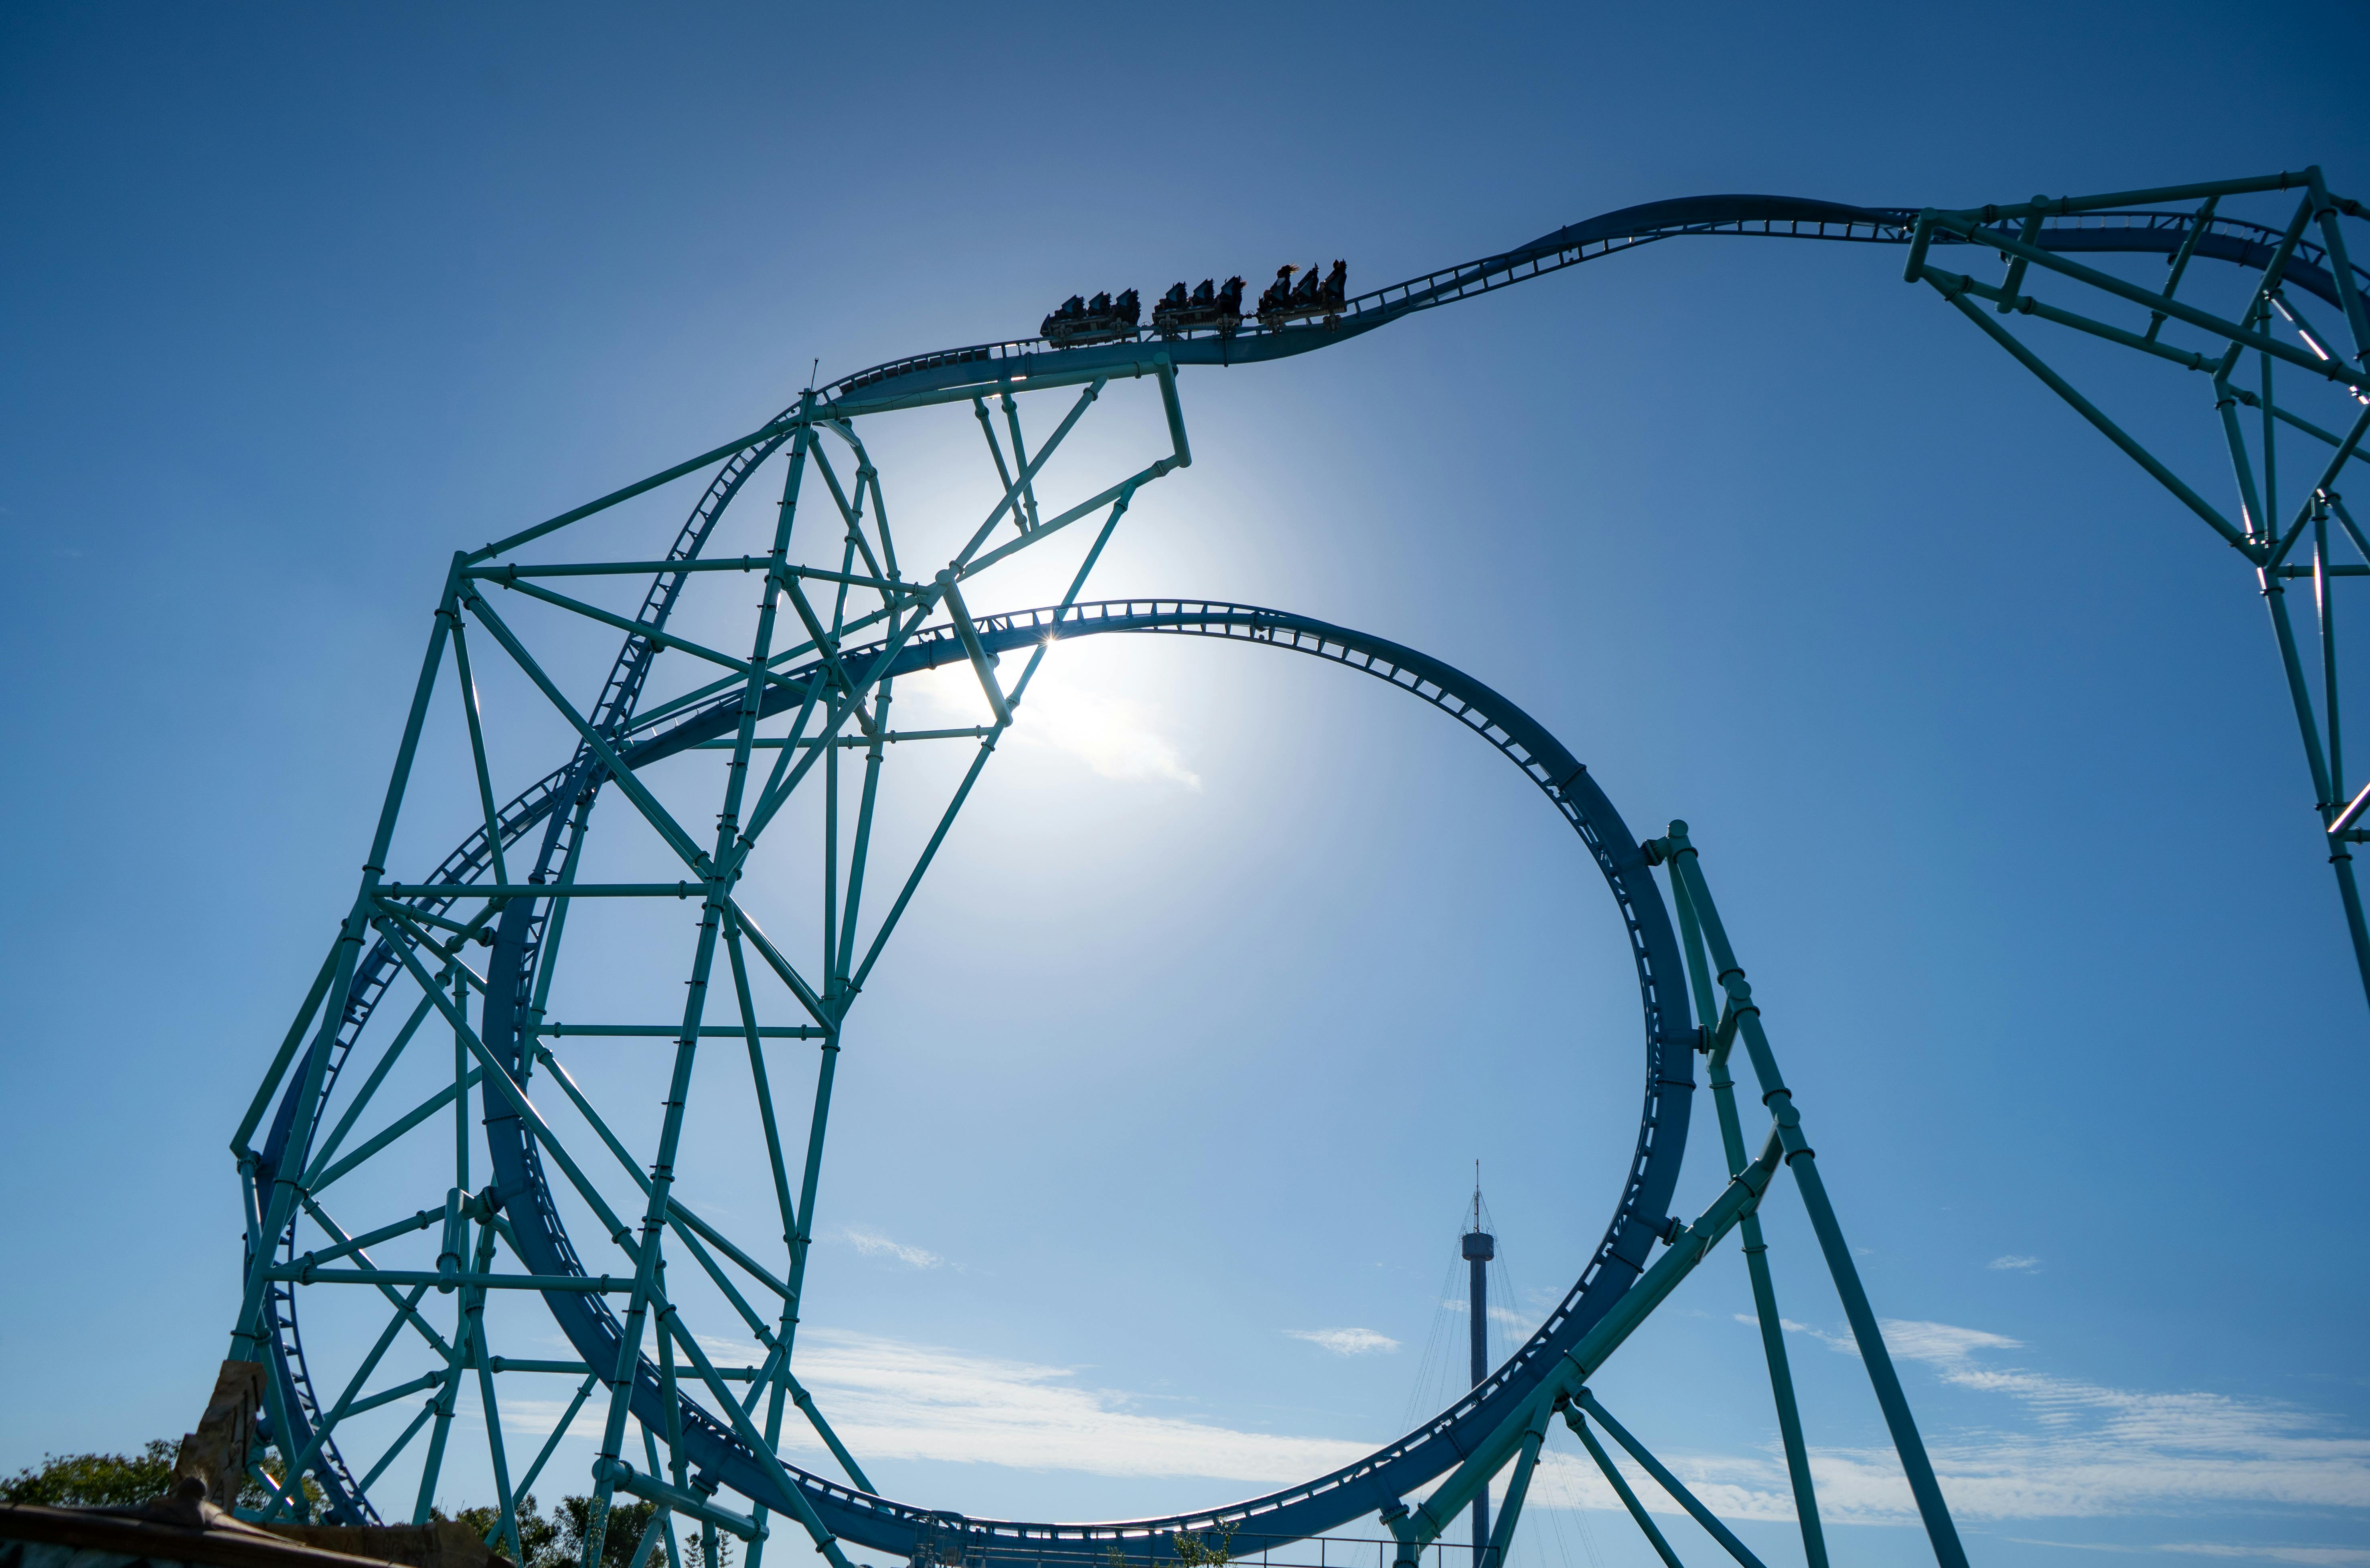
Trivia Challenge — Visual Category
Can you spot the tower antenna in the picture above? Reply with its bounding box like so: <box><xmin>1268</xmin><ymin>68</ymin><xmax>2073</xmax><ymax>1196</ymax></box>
<box><xmin>1462</xmin><ymin>1164</ymin><xmax>1497</xmax><ymax>1564</ymax></box>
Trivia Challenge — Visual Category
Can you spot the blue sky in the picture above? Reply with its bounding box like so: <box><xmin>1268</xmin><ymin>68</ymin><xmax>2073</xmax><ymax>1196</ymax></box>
<box><xmin>3</xmin><ymin>6</ymin><xmax>2367</xmax><ymax>1568</ymax></box>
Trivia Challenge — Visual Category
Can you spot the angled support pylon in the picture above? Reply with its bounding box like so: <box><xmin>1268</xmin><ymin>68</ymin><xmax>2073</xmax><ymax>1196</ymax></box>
<box><xmin>1669</xmin><ymin>862</ymin><xmax>1829</xmax><ymax>1568</ymax></box>
<box><xmin>1564</xmin><ymin>1405</ymin><xmax>1685</xmax><ymax>1568</ymax></box>
<box><xmin>1906</xmin><ymin>170</ymin><xmax>2370</xmax><ymax>1013</ymax></box>
<box><xmin>1649</xmin><ymin>822</ymin><xmax>1970</xmax><ymax>1568</ymax></box>
<box><xmin>1578</xmin><ymin>1392</ymin><xmax>1767</xmax><ymax>1568</ymax></box>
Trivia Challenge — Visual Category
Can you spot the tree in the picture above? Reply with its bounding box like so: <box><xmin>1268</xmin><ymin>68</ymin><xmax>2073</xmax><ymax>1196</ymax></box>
<box><xmin>1171</xmin><ymin>1525</ymin><xmax>1236</xmax><ymax>1568</ymax></box>
<box><xmin>2</xmin><ymin>1441</ymin><xmax>178</xmax><ymax>1508</ymax></box>
<box><xmin>681</xmin><ymin>1527</ymin><xmax>733</xmax><ymax>1568</ymax></box>
<box><xmin>553</xmin><ymin>1493</ymin><xmax>667</xmax><ymax>1568</ymax></box>
<box><xmin>0</xmin><ymin>1440</ymin><xmax>312</xmax><ymax>1511</ymax></box>
<box><xmin>452</xmin><ymin>1494</ymin><xmax>572</xmax><ymax>1568</ymax></box>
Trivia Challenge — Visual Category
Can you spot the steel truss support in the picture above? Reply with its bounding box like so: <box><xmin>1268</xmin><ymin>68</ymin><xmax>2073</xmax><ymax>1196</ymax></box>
<box><xmin>1382</xmin><ymin>822</ymin><xmax>1966</xmax><ymax>1568</ymax></box>
<box><xmin>224</xmin><ymin>362</ymin><xmax>1190</xmax><ymax>1557</ymax></box>
<box><xmin>220</xmin><ymin>166</ymin><xmax>2368</xmax><ymax>1568</ymax></box>
<box><xmin>1905</xmin><ymin>168</ymin><xmax>2370</xmax><ymax>1011</ymax></box>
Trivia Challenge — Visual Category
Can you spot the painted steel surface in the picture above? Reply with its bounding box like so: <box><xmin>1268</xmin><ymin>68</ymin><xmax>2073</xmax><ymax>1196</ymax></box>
<box><xmin>257</xmin><ymin>600</ymin><xmax>1698</xmax><ymax>1558</ymax></box>
<box><xmin>819</xmin><ymin>190</ymin><xmax>2366</xmax><ymax>415</ymax></box>
<box><xmin>229</xmin><ymin>168</ymin><xmax>2367</xmax><ymax>1568</ymax></box>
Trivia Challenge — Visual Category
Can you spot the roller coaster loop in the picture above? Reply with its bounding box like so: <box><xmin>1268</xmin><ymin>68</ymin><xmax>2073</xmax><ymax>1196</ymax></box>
<box><xmin>226</xmin><ymin>167</ymin><xmax>2362</xmax><ymax>1568</ymax></box>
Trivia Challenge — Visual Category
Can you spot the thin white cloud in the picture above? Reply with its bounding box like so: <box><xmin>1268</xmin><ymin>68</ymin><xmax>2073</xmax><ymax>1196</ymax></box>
<box><xmin>1735</xmin><ymin>1312</ymin><xmax>1853</xmax><ymax>1352</ymax></box>
<box><xmin>622</xmin><ymin>1318</ymin><xmax>2367</xmax><ymax>1528</ymax></box>
<box><xmin>2162</xmin><ymin>1546</ymin><xmax>2370</xmax><ymax>1566</ymax></box>
<box><xmin>1668</xmin><ymin>1316</ymin><xmax>2370</xmax><ymax>1523</ymax></box>
<box><xmin>710</xmin><ymin>1327</ymin><xmax>1374</xmax><ymax>1481</ymax></box>
<box><xmin>2009</xmin><ymin>1544</ymin><xmax>2370</xmax><ymax>1563</ymax></box>
<box><xmin>1440</xmin><ymin>1299</ymin><xmax>1536</xmax><ymax>1331</ymax></box>
<box><xmin>1989</xmin><ymin>1254</ymin><xmax>2045</xmax><ymax>1272</ymax></box>
<box><xmin>842</xmin><ymin>1226</ymin><xmax>944</xmax><ymax>1270</ymax></box>
<box><xmin>1286</xmin><ymin>1328</ymin><xmax>1401</xmax><ymax>1356</ymax></box>
<box><xmin>1879</xmin><ymin>1319</ymin><xmax>2024</xmax><ymax>1362</ymax></box>
<box><xmin>2007</xmin><ymin>1542</ymin><xmax>2370</xmax><ymax>1566</ymax></box>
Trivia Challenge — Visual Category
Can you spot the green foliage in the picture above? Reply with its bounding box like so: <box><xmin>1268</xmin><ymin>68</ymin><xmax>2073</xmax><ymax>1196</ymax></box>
<box><xmin>1</xmin><ymin>1441</ymin><xmax>178</xmax><ymax>1508</ymax></box>
<box><xmin>1171</xmin><ymin>1524</ymin><xmax>1236</xmax><ymax>1568</ymax></box>
<box><xmin>451</xmin><ymin>1493</ymin><xmax>574</xmax><ymax>1568</ymax></box>
<box><xmin>0</xmin><ymin>1437</ymin><xmax>324</xmax><ymax>1515</ymax></box>
<box><xmin>242</xmin><ymin>1468</ymin><xmax>325</xmax><ymax>1513</ymax></box>
<box><xmin>553</xmin><ymin>1493</ymin><xmax>668</xmax><ymax>1568</ymax></box>
<box><xmin>448</xmin><ymin>1491</ymin><xmax>668</xmax><ymax>1568</ymax></box>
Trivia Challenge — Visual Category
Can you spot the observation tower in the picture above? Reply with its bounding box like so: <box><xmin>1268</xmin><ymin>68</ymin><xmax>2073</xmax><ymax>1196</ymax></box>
<box><xmin>1460</xmin><ymin>1179</ymin><xmax>1495</xmax><ymax>1568</ymax></box>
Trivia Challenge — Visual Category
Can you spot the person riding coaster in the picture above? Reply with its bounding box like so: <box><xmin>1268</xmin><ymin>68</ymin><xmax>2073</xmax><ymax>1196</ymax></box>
<box><xmin>1039</xmin><ymin>286</ymin><xmax>1140</xmax><ymax>345</ymax></box>
<box><xmin>1153</xmin><ymin>275</ymin><xmax>1246</xmax><ymax>337</ymax></box>
<box><xmin>1256</xmin><ymin>259</ymin><xmax>1348</xmax><ymax>325</ymax></box>
<box><xmin>1255</xmin><ymin>263</ymin><xmax>1296</xmax><ymax>318</ymax></box>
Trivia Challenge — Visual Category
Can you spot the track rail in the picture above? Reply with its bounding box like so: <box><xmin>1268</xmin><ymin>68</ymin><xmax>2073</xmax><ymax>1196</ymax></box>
<box><xmin>269</xmin><ymin>599</ymin><xmax>1695</xmax><ymax>1560</ymax></box>
<box><xmin>546</xmin><ymin>601</ymin><xmax>1695</xmax><ymax>1560</ymax></box>
<box><xmin>819</xmin><ymin>190</ymin><xmax>2370</xmax><ymax>414</ymax></box>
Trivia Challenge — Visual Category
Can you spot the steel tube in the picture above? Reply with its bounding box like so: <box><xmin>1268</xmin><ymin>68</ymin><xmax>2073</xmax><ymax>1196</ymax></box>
<box><xmin>1562</xmin><ymin>1408</ymin><xmax>1683</xmax><ymax>1568</ymax></box>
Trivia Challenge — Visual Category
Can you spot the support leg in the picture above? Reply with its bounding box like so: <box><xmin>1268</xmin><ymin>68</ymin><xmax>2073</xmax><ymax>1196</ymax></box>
<box><xmin>1562</xmin><ymin>1408</ymin><xmax>1683</xmax><ymax>1568</ymax></box>
<box><xmin>1671</xmin><ymin>875</ymin><xmax>1828</xmax><ymax>1568</ymax></box>
<box><xmin>1657</xmin><ymin>823</ymin><xmax>1969</xmax><ymax>1568</ymax></box>
<box><xmin>1577</xmin><ymin>1394</ymin><xmax>1766</xmax><ymax>1568</ymax></box>
<box><xmin>1480</xmin><ymin>1408</ymin><xmax>1547</xmax><ymax>1568</ymax></box>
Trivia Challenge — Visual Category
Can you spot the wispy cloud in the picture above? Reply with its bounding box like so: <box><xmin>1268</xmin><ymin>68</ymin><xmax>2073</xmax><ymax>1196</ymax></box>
<box><xmin>842</xmin><ymin>1226</ymin><xmax>944</xmax><ymax>1270</ymax></box>
<box><xmin>707</xmin><ymin>1328</ymin><xmax>1373</xmax><ymax>1481</ymax></box>
<box><xmin>1682</xmin><ymin>1317</ymin><xmax>2370</xmax><ymax>1523</ymax></box>
<box><xmin>1989</xmin><ymin>1254</ymin><xmax>2045</xmax><ymax>1272</ymax></box>
<box><xmin>2007</xmin><ymin>1540</ymin><xmax>2370</xmax><ymax>1566</ymax></box>
<box><xmin>647</xmin><ymin>1317</ymin><xmax>2366</xmax><ymax>1527</ymax></box>
<box><xmin>1286</xmin><ymin>1328</ymin><xmax>1401</xmax><ymax>1356</ymax></box>
<box><xmin>1880</xmin><ymin>1319</ymin><xmax>2024</xmax><ymax>1362</ymax></box>
<box><xmin>2161</xmin><ymin>1546</ymin><xmax>2370</xmax><ymax>1566</ymax></box>
<box><xmin>1442</xmin><ymin>1299</ymin><xmax>1537</xmax><ymax>1331</ymax></box>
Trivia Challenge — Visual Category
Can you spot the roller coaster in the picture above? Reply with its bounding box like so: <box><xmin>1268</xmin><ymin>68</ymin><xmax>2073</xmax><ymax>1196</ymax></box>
<box><xmin>224</xmin><ymin>169</ymin><xmax>2369</xmax><ymax>1568</ymax></box>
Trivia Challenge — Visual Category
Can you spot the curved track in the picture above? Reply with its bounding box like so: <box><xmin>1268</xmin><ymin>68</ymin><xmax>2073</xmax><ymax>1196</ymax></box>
<box><xmin>254</xmin><ymin>183</ymin><xmax>2367</xmax><ymax>1547</ymax></box>
<box><xmin>545</xmin><ymin>601</ymin><xmax>1694</xmax><ymax>1559</ymax></box>
<box><xmin>822</xmin><ymin>190</ymin><xmax>2368</xmax><ymax>414</ymax></box>
<box><xmin>266</xmin><ymin>598</ymin><xmax>1698</xmax><ymax>1556</ymax></box>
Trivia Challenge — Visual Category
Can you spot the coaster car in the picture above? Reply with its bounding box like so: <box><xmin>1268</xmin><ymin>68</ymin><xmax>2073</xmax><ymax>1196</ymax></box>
<box><xmin>1153</xmin><ymin>276</ymin><xmax>1247</xmax><ymax>338</ymax></box>
<box><xmin>1041</xmin><ymin>288</ymin><xmax>1141</xmax><ymax>347</ymax></box>
<box><xmin>1255</xmin><ymin>260</ymin><xmax>1348</xmax><ymax>327</ymax></box>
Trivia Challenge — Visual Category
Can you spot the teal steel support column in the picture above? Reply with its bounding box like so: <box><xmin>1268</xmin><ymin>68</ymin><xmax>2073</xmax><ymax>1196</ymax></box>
<box><xmin>232</xmin><ymin>563</ymin><xmax>460</xmax><ymax>1366</ymax></box>
<box><xmin>414</xmin><ymin>1217</ymin><xmax>498</xmax><ymax>1521</ymax></box>
<box><xmin>585</xmin><ymin>400</ymin><xmax>819</xmax><ymax>1568</ymax></box>
<box><xmin>1576</xmin><ymin>1394</ymin><xmax>1767</xmax><ymax>1568</ymax></box>
<box><xmin>1652</xmin><ymin>822</ymin><xmax>1968</xmax><ymax>1568</ymax></box>
<box><xmin>1562</xmin><ymin>1407</ymin><xmax>1684</xmax><ymax>1568</ymax></box>
<box><xmin>626</xmin><ymin>1509</ymin><xmax>669</xmax><ymax>1568</ymax></box>
<box><xmin>1478</xmin><ymin>1404</ymin><xmax>1548</xmax><ymax>1568</ymax></box>
<box><xmin>261</xmin><ymin>1282</ymin><xmax>433</xmax><ymax>1523</ymax></box>
<box><xmin>1668</xmin><ymin>874</ymin><xmax>1827</xmax><ymax>1568</ymax></box>
<box><xmin>492</xmin><ymin>1372</ymin><xmax>598</xmax><ymax>1542</ymax></box>
<box><xmin>2262</xmin><ymin>563</ymin><xmax>2370</xmax><ymax>1010</ymax></box>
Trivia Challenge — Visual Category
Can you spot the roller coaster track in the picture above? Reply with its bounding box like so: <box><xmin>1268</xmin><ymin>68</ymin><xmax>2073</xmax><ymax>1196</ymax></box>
<box><xmin>240</xmin><ymin>171</ymin><xmax>2366</xmax><ymax>1568</ymax></box>
<box><xmin>247</xmin><ymin>425</ymin><xmax>797</xmax><ymax>1523</ymax></box>
<box><xmin>532</xmin><ymin>601</ymin><xmax>1691</xmax><ymax>1563</ymax></box>
<box><xmin>821</xmin><ymin>186</ymin><xmax>2368</xmax><ymax>413</ymax></box>
<box><xmin>262</xmin><ymin>596</ymin><xmax>1695</xmax><ymax>1553</ymax></box>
